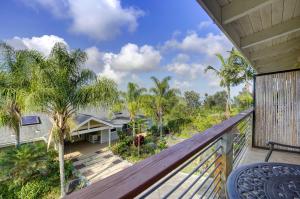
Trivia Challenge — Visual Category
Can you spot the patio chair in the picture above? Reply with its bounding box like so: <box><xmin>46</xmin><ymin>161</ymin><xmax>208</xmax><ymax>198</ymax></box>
<box><xmin>265</xmin><ymin>141</ymin><xmax>300</xmax><ymax>162</ymax></box>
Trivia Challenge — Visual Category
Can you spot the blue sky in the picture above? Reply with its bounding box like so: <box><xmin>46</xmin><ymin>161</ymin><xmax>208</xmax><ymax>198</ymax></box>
<box><xmin>0</xmin><ymin>0</ymin><xmax>244</xmax><ymax>97</ymax></box>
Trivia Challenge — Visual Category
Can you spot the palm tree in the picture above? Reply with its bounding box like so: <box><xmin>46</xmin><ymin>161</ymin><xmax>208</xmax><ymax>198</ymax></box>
<box><xmin>28</xmin><ymin>43</ymin><xmax>118</xmax><ymax>197</ymax></box>
<box><xmin>150</xmin><ymin>76</ymin><xmax>179</xmax><ymax>138</ymax></box>
<box><xmin>230</xmin><ymin>49</ymin><xmax>255</xmax><ymax>92</ymax></box>
<box><xmin>124</xmin><ymin>83</ymin><xmax>146</xmax><ymax>141</ymax></box>
<box><xmin>205</xmin><ymin>53</ymin><xmax>240</xmax><ymax>118</ymax></box>
<box><xmin>0</xmin><ymin>43</ymin><xmax>40</xmax><ymax>147</ymax></box>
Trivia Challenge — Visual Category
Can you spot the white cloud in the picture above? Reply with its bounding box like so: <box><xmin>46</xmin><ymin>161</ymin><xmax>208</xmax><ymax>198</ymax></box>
<box><xmin>173</xmin><ymin>80</ymin><xmax>191</xmax><ymax>91</ymax></box>
<box><xmin>87</xmin><ymin>43</ymin><xmax>160</xmax><ymax>84</ymax></box>
<box><xmin>172</xmin><ymin>53</ymin><xmax>190</xmax><ymax>63</ymax></box>
<box><xmin>198</xmin><ymin>20</ymin><xmax>213</xmax><ymax>29</ymax></box>
<box><xmin>84</xmin><ymin>47</ymin><xmax>104</xmax><ymax>73</ymax></box>
<box><xmin>20</xmin><ymin>0</ymin><xmax>68</xmax><ymax>18</ymax></box>
<box><xmin>21</xmin><ymin>0</ymin><xmax>143</xmax><ymax>41</ymax></box>
<box><xmin>98</xmin><ymin>64</ymin><xmax>127</xmax><ymax>84</ymax></box>
<box><xmin>167</xmin><ymin>62</ymin><xmax>205</xmax><ymax>80</ymax></box>
<box><xmin>103</xmin><ymin>43</ymin><xmax>161</xmax><ymax>72</ymax></box>
<box><xmin>6</xmin><ymin>35</ymin><xmax>68</xmax><ymax>56</ymax></box>
<box><xmin>163</xmin><ymin>32</ymin><xmax>232</xmax><ymax>57</ymax></box>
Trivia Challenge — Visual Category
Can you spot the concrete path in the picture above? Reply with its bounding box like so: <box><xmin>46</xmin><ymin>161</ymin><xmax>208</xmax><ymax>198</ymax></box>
<box><xmin>71</xmin><ymin>148</ymin><xmax>132</xmax><ymax>183</ymax></box>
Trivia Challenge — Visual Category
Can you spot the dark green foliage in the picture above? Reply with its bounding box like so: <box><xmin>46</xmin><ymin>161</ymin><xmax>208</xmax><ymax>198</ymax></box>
<box><xmin>0</xmin><ymin>142</ymin><xmax>74</xmax><ymax>198</ymax></box>
<box><xmin>19</xmin><ymin>180</ymin><xmax>50</xmax><ymax>199</ymax></box>
<box><xmin>184</xmin><ymin>90</ymin><xmax>201</xmax><ymax>110</ymax></box>
<box><xmin>148</xmin><ymin>125</ymin><xmax>159</xmax><ymax>137</ymax></box>
<box><xmin>203</xmin><ymin>91</ymin><xmax>227</xmax><ymax>110</ymax></box>
<box><xmin>112</xmin><ymin>130</ymin><xmax>167</xmax><ymax>163</ymax></box>
<box><xmin>157</xmin><ymin>139</ymin><xmax>167</xmax><ymax>150</ymax></box>
<box><xmin>233</xmin><ymin>90</ymin><xmax>253</xmax><ymax>111</ymax></box>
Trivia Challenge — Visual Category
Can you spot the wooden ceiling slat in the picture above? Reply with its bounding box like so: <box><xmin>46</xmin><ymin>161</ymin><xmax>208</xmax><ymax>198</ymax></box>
<box><xmin>293</xmin><ymin>0</ymin><xmax>300</xmax><ymax>17</ymax></box>
<box><xmin>196</xmin><ymin>0</ymin><xmax>300</xmax><ymax>74</ymax></box>
<box><xmin>260</xmin><ymin>4</ymin><xmax>272</xmax><ymax>29</ymax></box>
<box><xmin>238</xmin><ymin>16</ymin><xmax>254</xmax><ymax>36</ymax></box>
<box><xmin>241</xmin><ymin>16</ymin><xmax>300</xmax><ymax>49</ymax></box>
<box><xmin>272</xmin><ymin>0</ymin><xmax>284</xmax><ymax>25</ymax></box>
<box><xmin>249</xmin><ymin>10</ymin><xmax>263</xmax><ymax>32</ymax></box>
<box><xmin>283</xmin><ymin>0</ymin><xmax>298</xmax><ymax>21</ymax></box>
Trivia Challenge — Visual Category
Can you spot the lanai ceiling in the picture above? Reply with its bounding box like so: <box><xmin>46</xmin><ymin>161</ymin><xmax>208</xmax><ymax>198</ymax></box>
<box><xmin>197</xmin><ymin>0</ymin><xmax>300</xmax><ymax>74</ymax></box>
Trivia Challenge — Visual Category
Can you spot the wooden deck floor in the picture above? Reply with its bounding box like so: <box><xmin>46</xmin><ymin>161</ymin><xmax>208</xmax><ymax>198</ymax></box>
<box><xmin>238</xmin><ymin>146</ymin><xmax>300</xmax><ymax>166</ymax></box>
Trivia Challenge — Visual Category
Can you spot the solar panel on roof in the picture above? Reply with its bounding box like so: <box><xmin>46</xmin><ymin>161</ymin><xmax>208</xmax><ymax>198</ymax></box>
<box><xmin>21</xmin><ymin>116</ymin><xmax>41</xmax><ymax>126</ymax></box>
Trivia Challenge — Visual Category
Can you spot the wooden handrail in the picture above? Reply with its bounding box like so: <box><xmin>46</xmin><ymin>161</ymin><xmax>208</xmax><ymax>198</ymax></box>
<box><xmin>66</xmin><ymin>108</ymin><xmax>253</xmax><ymax>199</ymax></box>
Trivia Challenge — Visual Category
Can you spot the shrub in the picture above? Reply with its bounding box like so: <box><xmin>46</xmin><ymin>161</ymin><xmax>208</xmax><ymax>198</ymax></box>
<box><xmin>0</xmin><ymin>181</ymin><xmax>17</xmax><ymax>199</ymax></box>
<box><xmin>0</xmin><ymin>142</ymin><xmax>75</xmax><ymax>198</ymax></box>
<box><xmin>148</xmin><ymin>125</ymin><xmax>159</xmax><ymax>137</ymax></box>
<box><xmin>19</xmin><ymin>180</ymin><xmax>50</xmax><ymax>199</ymax></box>
<box><xmin>157</xmin><ymin>139</ymin><xmax>167</xmax><ymax>150</ymax></box>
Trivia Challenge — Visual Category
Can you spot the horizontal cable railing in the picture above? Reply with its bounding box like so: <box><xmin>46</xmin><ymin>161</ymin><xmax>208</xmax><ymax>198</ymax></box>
<box><xmin>138</xmin><ymin>138</ymin><xmax>222</xmax><ymax>199</ymax></box>
<box><xmin>232</xmin><ymin>115</ymin><xmax>253</xmax><ymax>167</ymax></box>
<box><xmin>66</xmin><ymin>108</ymin><xmax>253</xmax><ymax>199</ymax></box>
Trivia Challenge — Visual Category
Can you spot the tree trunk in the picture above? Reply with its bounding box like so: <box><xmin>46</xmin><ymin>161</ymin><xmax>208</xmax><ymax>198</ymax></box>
<box><xmin>159</xmin><ymin>110</ymin><xmax>163</xmax><ymax>139</ymax></box>
<box><xmin>225</xmin><ymin>86</ymin><xmax>231</xmax><ymax>119</ymax></box>
<box><xmin>15</xmin><ymin>126</ymin><xmax>20</xmax><ymax>148</ymax></box>
<box><xmin>58</xmin><ymin>139</ymin><xmax>66</xmax><ymax>198</ymax></box>
<box><xmin>132</xmin><ymin>119</ymin><xmax>136</xmax><ymax>145</ymax></box>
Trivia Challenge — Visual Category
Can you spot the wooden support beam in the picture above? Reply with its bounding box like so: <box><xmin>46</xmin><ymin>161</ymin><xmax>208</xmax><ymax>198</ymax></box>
<box><xmin>257</xmin><ymin>64</ymin><xmax>299</xmax><ymax>73</ymax></box>
<box><xmin>255</xmin><ymin>50</ymin><xmax>300</xmax><ymax>67</ymax></box>
<box><xmin>222</xmin><ymin>0</ymin><xmax>276</xmax><ymax>25</ymax></box>
<box><xmin>241</xmin><ymin>16</ymin><xmax>300</xmax><ymax>49</ymax></box>
<box><xmin>196</xmin><ymin>0</ymin><xmax>252</xmax><ymax>61</ymax></box>
<box><xmin>250</xmin><ymin>38</ymin><xmax>300</xmax><ymax>60</ymax></box>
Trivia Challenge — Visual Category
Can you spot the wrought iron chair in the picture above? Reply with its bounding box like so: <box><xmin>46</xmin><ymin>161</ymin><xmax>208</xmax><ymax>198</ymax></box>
<box><xmin>265</xmin><ymin>141</ymin><xmax>300</xmax><ymax>162</ymax></box>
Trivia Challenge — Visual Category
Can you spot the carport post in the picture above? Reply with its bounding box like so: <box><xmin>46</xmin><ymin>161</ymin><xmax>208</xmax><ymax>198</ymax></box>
<box><xmin>108</xmin><ymin>129</ymin><xmax>111</xmax><ymax>147</ymax></box>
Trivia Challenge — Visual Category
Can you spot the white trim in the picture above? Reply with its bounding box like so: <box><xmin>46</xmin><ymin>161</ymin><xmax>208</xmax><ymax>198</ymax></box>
<box><xmin>73</xmin><ymin>117</ymin><xmax>114</xmax><ymax>132</ymax></box>
<box><xmin>72</xmin><ymin>126</ymin><xmax>110</xmax><ymax>136</ymax></box>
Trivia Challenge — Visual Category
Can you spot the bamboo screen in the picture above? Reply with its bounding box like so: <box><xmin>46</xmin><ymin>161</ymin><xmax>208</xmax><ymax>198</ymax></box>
<box><xmin>254</xmin><ymin>70</ymin><xmax>300</xmax><ymax>150</ymax></box>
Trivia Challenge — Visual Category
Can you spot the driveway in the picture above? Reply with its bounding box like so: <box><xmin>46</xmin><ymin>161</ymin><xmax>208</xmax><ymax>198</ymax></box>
<box><xmin>65</xmin><ymin>142</ymin><xmax>132</xmax><ymax>183</ymax></box>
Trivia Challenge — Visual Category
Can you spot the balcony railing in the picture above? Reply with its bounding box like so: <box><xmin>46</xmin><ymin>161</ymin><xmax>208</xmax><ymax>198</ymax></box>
<box><xmin>67</xmin><ymin>108</ymin><xmax>253</xmax><ymax>199</ymax></box>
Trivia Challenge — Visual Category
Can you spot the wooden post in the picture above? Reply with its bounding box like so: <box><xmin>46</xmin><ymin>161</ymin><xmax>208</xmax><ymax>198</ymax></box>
<box><xmin>220</xmin><ymin>128</ymin><xmax>234</xmax><ymax>196</ymax></box>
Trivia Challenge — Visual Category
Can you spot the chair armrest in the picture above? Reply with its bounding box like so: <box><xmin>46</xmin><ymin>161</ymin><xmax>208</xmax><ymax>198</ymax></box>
<box><xmin>265</xmin><ymin>141</ymin><xmax>300</xmax><ymax>162</ymax></box>
<box><xmin>267</xmin><ymin>141</ymin><xmax>300</xmax><ymax>150</ymax></box>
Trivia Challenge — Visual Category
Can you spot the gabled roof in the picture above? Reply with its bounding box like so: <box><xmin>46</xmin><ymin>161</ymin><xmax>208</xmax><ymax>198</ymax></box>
<box><xmin>74</xmin><ymin>113</ymin><xmax>115</xmax><ymax>130</ymax></box>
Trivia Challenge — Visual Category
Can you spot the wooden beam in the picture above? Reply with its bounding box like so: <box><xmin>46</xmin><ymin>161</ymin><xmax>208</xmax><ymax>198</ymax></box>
<box><xmin>250</xmin><ymin>37</ymin><xmax>300</xmax><ymax>60</ymax></box>
<box><xmin>255</xmin><ymin>50</ymin><xmax>300</xmax><ymax>66</ymax></box>
<box><xmin>222</xmin><ymin>0</ymin><xmax>276</xmax><ymax>25</ymax></box>
<box><xmin>241</xmin><ymin>16</ymin><xmax>300</xmax><ymax>49</ymax></box>
<box><xmin>255</xmin><ymin>49</ymin><xmax>300</xmax><ymax>65</ymax></box>
<box><xmin>257</xmin><ymin>64</ymin><xmax>299</xmax><ymax>73</ymax></box>
<box><xmin>196</xmin><ymin>0</ymin><xmax>252</xmax><ymax>61</ymax></box>
<box><xmin>255</xmin><ymin>56</ymin><xmax>297</xmax><ymax>72</ymax></box>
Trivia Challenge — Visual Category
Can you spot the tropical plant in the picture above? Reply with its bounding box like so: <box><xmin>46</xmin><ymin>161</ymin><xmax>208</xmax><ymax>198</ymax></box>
<box><xmin>28</xmin><ymin>43</ymin><xmax>118</xmax><ymax>197</ymax></box>
<box><xmin>203</xmin><ymin>91</ymin><xmax>227</xmax><ymax>110</ymax></box>
<box><xmin>124</xmin><ymin>83</ymin><xmax>146</xmax><ymax>141</ymax></box>
<box><xmin>233</xmin><ymin>89</ymin><xmax>253</xmax><ymax>111</ymax></box>
<box><xmin>0</xmin><ymin>43</ymin><xmax>41</xmax><ymax>147</ymax></box>
<box><xmin>230</xmin><ymin>49</ymin><xmax>255</xmax><ymax>91</ymax></box>
<box><xmin>149</xmin><ymin>76</ymin><xmax>179</xmax><ymax>138</ymax></box>
<box><xmin>0</xmin><ymin>143</ymin><xmax>48</xmax><ymax>185</ymax></box>
<box><xmin>205</xmin><ymin>49</ymin><xmax>251</xmax><ymax>118</ymax></box>
<box><xmin>184</xmin><ymin>90</ymin><xmax>201</xmax><ymax>111</ymax></box>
